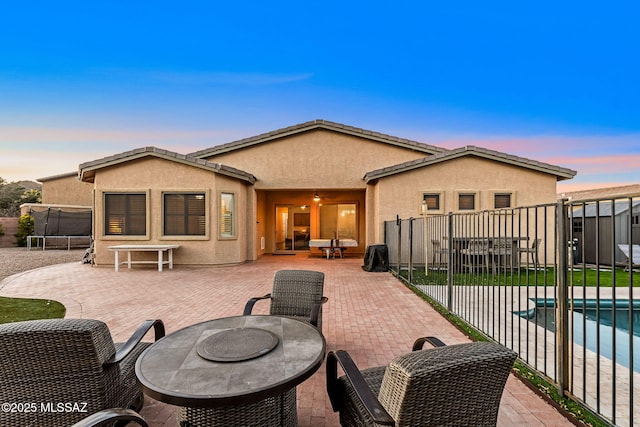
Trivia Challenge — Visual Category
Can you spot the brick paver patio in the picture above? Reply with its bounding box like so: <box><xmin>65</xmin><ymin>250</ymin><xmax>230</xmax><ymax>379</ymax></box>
<box><xmin>0</xmin><ymin>253</ymin><xmax>573</xmax><ymax>426</ymax></box>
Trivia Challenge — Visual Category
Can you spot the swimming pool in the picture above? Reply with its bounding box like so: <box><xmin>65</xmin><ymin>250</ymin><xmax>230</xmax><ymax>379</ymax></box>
<box><xmin>525</xmin><ymin>298</ymin><xmax>639</xmax><ymax>373</ymax></box>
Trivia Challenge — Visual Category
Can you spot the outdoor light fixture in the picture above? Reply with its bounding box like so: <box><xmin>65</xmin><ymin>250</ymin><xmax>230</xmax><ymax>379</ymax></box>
<box><xmin>313</xmin><ymin>192</ymin><xmax>320</xmax><ymax>202</ymax></box>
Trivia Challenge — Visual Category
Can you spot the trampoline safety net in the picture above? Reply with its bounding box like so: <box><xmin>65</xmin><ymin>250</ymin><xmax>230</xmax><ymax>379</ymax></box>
<box><xmin>32</xmin><ymin>209</ymin><xmax>92</xmax><ymax>236</ymax></box>
<box><xmin>28</xmin><ymin>208</ymin><xmax>92</xmax><ymax>249</ymax></box>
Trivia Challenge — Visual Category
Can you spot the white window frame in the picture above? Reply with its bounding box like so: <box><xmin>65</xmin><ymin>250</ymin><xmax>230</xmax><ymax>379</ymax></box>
<box><xmin>219</xmin><ymin>192</ymin><xmax>236</xmax><ymax>239</ymax></box>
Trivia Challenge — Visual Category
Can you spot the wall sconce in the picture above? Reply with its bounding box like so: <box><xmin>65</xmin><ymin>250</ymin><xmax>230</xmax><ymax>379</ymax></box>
<box><xmin>313</xmin><ymin>192</ymin><xmax>320</xmax><ymax>202</ymax></box>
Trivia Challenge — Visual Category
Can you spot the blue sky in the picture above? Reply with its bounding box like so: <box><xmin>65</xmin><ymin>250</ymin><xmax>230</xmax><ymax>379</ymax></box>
<box><xmin>0</xmin><ymin>1</ymin><xmax>638</xmax><ymax>192</ymax></box>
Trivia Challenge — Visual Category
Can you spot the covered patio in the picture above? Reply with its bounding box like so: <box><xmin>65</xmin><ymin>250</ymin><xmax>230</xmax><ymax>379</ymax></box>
<box><xmin>0</xmin><ymin>253</ymin><xmax>572</xmax><ymax>426</ymax></box>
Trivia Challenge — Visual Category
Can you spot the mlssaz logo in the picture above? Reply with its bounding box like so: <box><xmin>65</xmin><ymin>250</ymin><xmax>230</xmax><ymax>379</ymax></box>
<box><xmin>40</xmin><ymin>402</ymin><xmax>88</xmax><ymax>413</ymax></box>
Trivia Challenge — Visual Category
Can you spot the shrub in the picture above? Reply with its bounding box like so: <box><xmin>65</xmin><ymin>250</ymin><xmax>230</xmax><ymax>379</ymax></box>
<box><xmin>15</xmin><ymin>214</ymin><xmax>34</xmax><ymax>247</ymax></box>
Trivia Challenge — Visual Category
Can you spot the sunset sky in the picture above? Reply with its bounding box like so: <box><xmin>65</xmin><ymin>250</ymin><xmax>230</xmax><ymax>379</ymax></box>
<box><xmin>0</xmin><ymin>1</ymin><xmax>638</xmax><ymax>192</ymax></box>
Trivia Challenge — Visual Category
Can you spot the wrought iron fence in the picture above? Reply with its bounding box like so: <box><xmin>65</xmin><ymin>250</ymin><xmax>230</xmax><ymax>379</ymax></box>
<box><xmin>384</xmin><ymin>195</ymin><xmax>639</xmax><ymax>427</ymax></box>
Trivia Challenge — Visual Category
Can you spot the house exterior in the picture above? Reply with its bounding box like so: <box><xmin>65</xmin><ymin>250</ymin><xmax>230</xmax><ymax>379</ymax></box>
<box><xmin>65</xmin><ymin>119</ymin><xmax>577</xmax><ymax>267</ymax></box>
<box><xmin>37</xmin><ymin>172</ymin><xmax>93</xmax><ymax>206</ymax></box>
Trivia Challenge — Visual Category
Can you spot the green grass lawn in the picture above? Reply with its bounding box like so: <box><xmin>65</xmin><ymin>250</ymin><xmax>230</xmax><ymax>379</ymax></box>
<box><xmin>403</xmin><ymin>266</ymin><xmax>640</xmax><ymax>287</ymax></box>
<box><xmin>0</xmin><ymin>296</ymin><xmax>65</xmax><ymax>324</ymax></box>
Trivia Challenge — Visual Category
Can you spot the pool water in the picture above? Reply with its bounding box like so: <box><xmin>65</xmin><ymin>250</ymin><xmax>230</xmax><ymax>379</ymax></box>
<box><xmin>529</xmin><ymin>299</ymin><xmax>639</xmax><ymax>373</ymax></box>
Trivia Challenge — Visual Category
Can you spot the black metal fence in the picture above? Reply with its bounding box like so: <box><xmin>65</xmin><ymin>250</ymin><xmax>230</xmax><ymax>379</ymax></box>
<box><xmin>385</xmin><ymin>195</ymin><xmax>639</xmax><ymax>427</ymax></box>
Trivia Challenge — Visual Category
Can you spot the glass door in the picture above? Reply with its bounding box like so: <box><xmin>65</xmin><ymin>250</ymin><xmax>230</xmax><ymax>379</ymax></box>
<box><xmin>274</xmin><ymin>205</ymin><xmax>310</xmax><ymax>253</ymax></box>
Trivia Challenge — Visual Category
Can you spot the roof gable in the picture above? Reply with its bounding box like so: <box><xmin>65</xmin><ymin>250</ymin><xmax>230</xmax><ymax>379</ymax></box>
<box><xmin>363</xmin><ymin>145</ymin><xmax>577</xmax><ymax>183</ymax></box>
<box><xmin>79</xmin><ymin>146</ymin><xmax>256</xmax><ymax>184</ymax></box>
<box><xmin>190</xmin><ymin>119</ymin><xmax>447</xmax><ymax>158</ymax></box>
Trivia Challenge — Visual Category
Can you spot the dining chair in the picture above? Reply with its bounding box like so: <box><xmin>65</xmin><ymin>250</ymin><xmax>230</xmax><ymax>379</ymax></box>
<box><xmin>430</xmin><ymin>239</ymin><xmax>453</xmax><ymax>268</ymax></box>
<box><xmin>489</xmin><ymin>238</ymin><xmax>513</xmax><ymax>273</ymax></box>
<box><xmin>519</xmin><ymin>238</ymin><xmax>541</xmax><ymax>269</ymax></box>
<box><xmin>0</xmin><ymin>318</ymin><xmax>164</xmax><ymax>427</ymax></box>
<box><xmin>243</xmin><ymin>269</ymin><xmax>328</xmax><ymax>331</ymax></box>
<box><xmin>460</xmin><ymin>239</ymin><xmax>490</xmax><ymax>273</ymax></box>
<box><xmin>327</xmin><ymin>337</ymin><xmax>517</xmax><ymax>427</ymax></box>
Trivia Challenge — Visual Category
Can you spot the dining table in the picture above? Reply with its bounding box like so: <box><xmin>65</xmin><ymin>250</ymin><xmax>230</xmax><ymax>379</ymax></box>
<box><xmin>135</xmin><ymin>315</ymin><xmax>326</xmax><ymax>427</ymax></box>
<box><xmin>445</xmin><ymin>236</ymin><xmax>529</xmax><ymax>271</ymax></box>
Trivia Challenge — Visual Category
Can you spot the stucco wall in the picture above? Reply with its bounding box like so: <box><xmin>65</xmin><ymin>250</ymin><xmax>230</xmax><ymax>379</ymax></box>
<box><xmin>371</xmin><ymin>156</ymin><xmax>560</xmax><ymax>243</ymax></box>
<box><xmin>41</xmin><ymin>175</ymin><xmax>93</xmax><ymax>206</ymax></box>
<box><xmin>90</xmin><ymin>157</ymin><xmax>252</xmax><ymax>266</ymax></box>
<box><xmin>203</xmin><ymin>129</ymin><xmax>429</xmax><ymax>189</ymax></box>
<box><xmin>255</xmin><ymin>190</ymin><xmax>267</xmax><ymax>256</ymax></box>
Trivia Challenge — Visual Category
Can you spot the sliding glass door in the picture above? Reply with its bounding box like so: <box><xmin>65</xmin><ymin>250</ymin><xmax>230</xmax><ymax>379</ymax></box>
<box><xmin>319</xmin><ymin>203</ymin><xmax>357</xmax><ymax>240</ymax></box>
<box><xmin>274</xmin><ymin>205</ymin><xmax>311</xmax><ymax>253</ymax></box>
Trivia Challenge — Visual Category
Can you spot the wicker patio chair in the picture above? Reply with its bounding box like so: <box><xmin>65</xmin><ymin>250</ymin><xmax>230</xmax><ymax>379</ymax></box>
<box><xmin>243</xmin><ymin>269</ymin><xmax>327</xmax><ymax>331</ymax></box>
<box><xmin>71</xmin><ymin>408</ymin><xmax>148</xmax><ymax>427</ymax></box>
<box><xmin>327</xmin><ymin>337</ymin><xmax>517</xmax><ymax>427</ymax></box>
<box><xmin>0</xmin><ymin>318</ymin><xmax>165</xmax><ymax>427</ymax></box>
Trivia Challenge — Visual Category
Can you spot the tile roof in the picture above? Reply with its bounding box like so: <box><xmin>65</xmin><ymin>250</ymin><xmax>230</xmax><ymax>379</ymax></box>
<box><xmin>572</xmin><ymin>199</ymin><xmax>640</xmax><ymax>217</ymax></box>
<box><xmin>37</xmin><ymin>171</ymin><xmax>79</xmax><ymax>182</ymax></box>
<box><xmin>363</xmin><ymin>145</ymin><xmax>578</xmax><ymax>182</ymax></box>
<box><xmin>559</xmin><ymin>184</ymin><xmax>640</xmax><ymax>201</ymax></box>
<box><xmin>78</xmin><ymin>146</ymin><xmax>257</xmax><ymax>184</ymax></box>
<box><xmin>189</xmin><ymin>119</ymin><xmax>448</xmax><ymax>158</ymax></box>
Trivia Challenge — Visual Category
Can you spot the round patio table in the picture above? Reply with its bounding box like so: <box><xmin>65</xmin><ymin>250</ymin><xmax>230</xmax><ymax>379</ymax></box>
<box><xmin>135</xmin><ymin>315</ymin><xmax>326</xmax><ymax>427</ymax></box>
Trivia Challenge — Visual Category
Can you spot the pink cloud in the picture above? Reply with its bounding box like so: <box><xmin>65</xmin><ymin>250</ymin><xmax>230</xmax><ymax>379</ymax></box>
<box><xmin>556</xmin><ymin>181</ymin><xmax>638</xmax><ymax>193</ymax></box>
<box><xmin>545</xmin><ymin>154</ymin><xmax>640</xmax><ymax>173</ymax></box>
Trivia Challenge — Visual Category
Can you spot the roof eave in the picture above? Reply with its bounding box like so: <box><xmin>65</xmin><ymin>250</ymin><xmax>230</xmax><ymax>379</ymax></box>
<box><xmin>191</xmin><ymin>119</ymin><xmax>447</xmax><ymax>158</ymax></box>
<box><xmin>37</xmin><ymin>171</ymin><xmax>80</xmax><ymax>182</ymax></box>
<box><xmin>78</xmin><ymin>147</ymin><xmax>256</xmax><ymax>185</ymax></box>
<box><xmin>364</xmin><ymin>148</ymin><xmax>577</xmax><ymax>183</ymax></box>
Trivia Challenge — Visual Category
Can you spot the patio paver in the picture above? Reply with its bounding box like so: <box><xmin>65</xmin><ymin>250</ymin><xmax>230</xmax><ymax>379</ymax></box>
<box><xmin>0</xmin><ymin>254</ymin><xmax>573</xmax><ymax>426</ymax></box>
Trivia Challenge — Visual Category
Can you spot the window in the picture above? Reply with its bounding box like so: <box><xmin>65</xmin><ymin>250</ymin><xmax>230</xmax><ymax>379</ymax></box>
<box><xmin>572</xmin><ymin>218</ymin><xmax>583</xmax><ymax>233</ymax></box>
<box><xmin>422</xmin><ymin>193</ymin><xmax>440</xmax><ymax>211</ymax></box>
<box><xmin>458</xmin><ymin>193</ymin><xmax>475</xmax><ymax>211</ymax></box>
<box><xmin>494</xmin><ymin>193</ymin><xmax>512</xmax><ymax>209</ymax></box>
<box><xmin>220</xmin><ymin>193</ymin><xmax>235</xmax><ymax>238</ymax></box>
<box><xmin>164</xmin><ymin>193</ymin><xmax>206</xmax><ymax>236</ymax></box>
<box><xmin>319</xmin><ymin>203</ymin><xmax>357</xmax><ymax>240</ymax></box>
<box><xmin>104</xmin><ymin>193</ymin><xmax>146</xmax><ymax>235</ymax></box>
